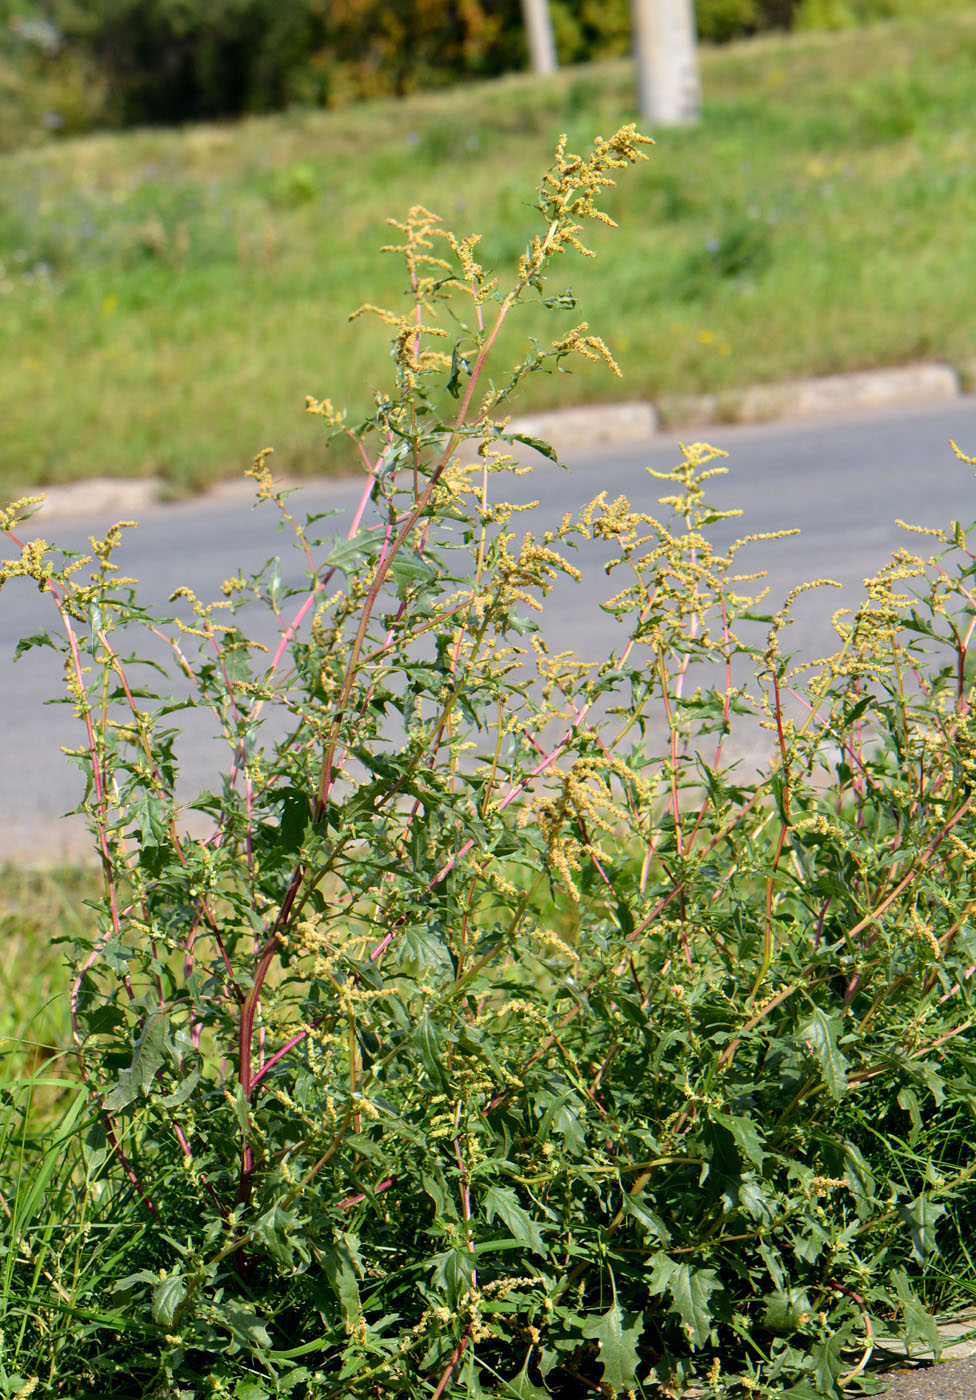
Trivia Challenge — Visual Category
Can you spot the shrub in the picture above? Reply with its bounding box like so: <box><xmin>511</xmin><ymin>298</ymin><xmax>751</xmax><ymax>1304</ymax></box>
<box><xmin>47</xmin><ymin>0</ymin><xmax>334</xmax><ymax>125</ymax></box>
<box><xmin>37</xmin><ymin>0</ymin><xmax>525</xmax><ymax>125</ymax></box>
<box><xmin>551</xmin><ymin>0</ymin><xmax>766</xmax><ymax>55</ymax></box>
<box><xmin>3</xmin><ymin>124</ymin><xmax>976</xmax><ymax>1397</ymax></box>
<box><xmin>792</xmin><ymin>0</ymin><xmax>973</xmax><ymax>28</ymax></box>
<box><xmin>0</xmin><ymin>6</ymin><xmax>106</xmax><ymax>150</ymax></box>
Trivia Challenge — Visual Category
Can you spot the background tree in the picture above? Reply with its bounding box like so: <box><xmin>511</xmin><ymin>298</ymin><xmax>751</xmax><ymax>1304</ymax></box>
<box><xmin>522</xmin><ymin>0</ymin><xmax>558</xmax><ymax>72</ymax></box>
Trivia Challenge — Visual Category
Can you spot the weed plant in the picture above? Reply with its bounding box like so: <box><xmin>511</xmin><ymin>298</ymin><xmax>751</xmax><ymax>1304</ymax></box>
<box><xmin>3</xmin><ymin>126</ymin><xmax>976</xmax><ymax>1398</ymax></box>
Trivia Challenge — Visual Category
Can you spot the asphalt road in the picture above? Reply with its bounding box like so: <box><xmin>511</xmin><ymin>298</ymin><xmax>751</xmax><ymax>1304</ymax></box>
<box><xmin>3</xmin><ymin>396</ymin><xmax>975</xmax><ymax>863</ymax></box>
<box><xmin>867</xmin><ymin>1355</ymin><xmax>976</xmax><ymax>1400</ymax></box>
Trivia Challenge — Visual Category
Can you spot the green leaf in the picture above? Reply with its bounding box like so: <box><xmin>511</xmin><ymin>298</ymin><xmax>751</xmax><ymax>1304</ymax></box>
<box><xmin>400</xmin><ymin>925</ymin><xmax>455</xmax><ymax>978</ymax></box>
<box><xmin>738</xmin><ymin>1177</ymin><xmax>777</xmax><ymax>1225</ymax></box>
<box><xmin>535</xmin><ymin>1087</ymin><xmax>586</xmax><ymax>1155</ymax></box>
<box><xmin>422</xmin><ymin>1170</ymin><xmax>456</xmax><ymax>1221</ymax></box>
<box><xmin>792</xmin><ymin>1217</ymin><xmax>829</xmax><ymax>1264</ymax></box>
<box><xmin>127</xmin><ymin>791</ymin><xmax>171</xmax><ymax>847</ymax></box>
<box><xmin>667</xmin><ymin>1263</ymin><xmax>720</xmax><ymax>1350</ymax></box>
<box><xmin>506</xmin><ymin>432</ymin><xmax>561</xmax><ymax>463</ymax></box>
<box><xmin>235</xmin><ymin>1383</ymin><xmax>270</xmax><ymax>1400</ymax></box>
<box><xmin>324</xmin><ymin>1232</ymin><xmax>363</xmax><ymax>1326</ymax></box>
<box><xmin>482</xmin><ymin>1184</ymin><xmax>547</xmax><ymax>1257</ymax></box>
<box><xmin>798</xmin><ymin>1006</ymin><xmax>849</xmax><ymax>1099</ymax></box>
<box><xmin>152</xmin><ymin>1272</ymin><xmax>187</xmax><ymax>1328</ymax></box>
<box><xmin>648</xmin><ymin>1255</ymin><xmax>718</xmax><ymax>1350</ymax></box>
<box><xmin>253</xmin><ymin>1202</ymin><xmax>309</xmax><ymax>1269</ymax></box>
<box><xmin>0</xmin><ymin>1377</ymin><xmax>36</xmax><ymax>1398</ymax></box>
<box><xmin>111</xmin><ymin>1269</ymin><xmax>155</xmax><ymax>1306</ymax></box>
<box><xmin>275</xmin><ymin>1370</ymin><xmax>312</xmax><ymax>1395</ymax></box>
<box><xmin>158</xmin><ymin>1068</ymin><xmax>201</xmax><ymax>1108</ymax></box>
<box><xmin>897</xmin><ymin>1085</ymin><xmax>923</xmax><ymax>1145</ymax></box>
<box><xmin>541</xmin><ymin>289</ymin><xmax>577</xmax><ymax>311</ymax></box>
<box><xmin>325</xmin><ymin>534</ymin><xmax>383</xmax><ymax>576</ymax></box>
<box><xmin>13</xmin><ymin>631</ymin><xmax>56</xmax><ymax>662</ymax></box>
<box><xmin>413</xmin><ymin>1014</ymin><xmax>449</xmax><ymax>1092</ymax></box>
<box><xmin>913</xmin><ymin>1058</ymin><xmax>946</xmax><ymax>1106</ymax></box>
<box><xmin>215</xmin><ymin>1302</ymin><xmax>272</xmax><ymax>1354</ymax></box>
<box><xmin>892</xmin><ymin>1268</ymin><xmax>941</xmax><ymax>1356</ymax></box>
<box><xmin>102</xmin><ymin>1009</ymin><xmax>168</xmax><ymax>1111</ymax></box>
<box><xmin>843</xmin><ymin>1140</ymin><xmax>877</xmax><ymax>1219</ymax></box>
<box><xmin>582</xmin><ymin>1302</ymin><xmax>643</xmax><ymax>1394</ymax></box>
<box><xmin>812</xmin><ymin>1331</ymin><xmax>844</xmax><ymax>1391</ymax></box>
<box><xmin>758</xmin><ymin>1240</ymin><xmax>786</xmax><ymax>1293</ymax></box>
<box><xmin>620</xmin><ymin>1193</ymin><xmax>671</xmax><ymax>1244</ymax></box>
<box><xmin>710</xmin><ymin>1109</ymin><xmax>767</xmax><ymax>1169</ymax></box>
<box><xmin>230</xmin><ymin>1081</ymin><xmax>250</xmax><ymax>1135</ymax></box>
<box><xmin>82</xmin><ymin>1119</ymin><xmax>109</xmax><ymax>1173</ymax></box>
<box><xmin>763</xmin><ymin>1288</ymin><xmax>813</xmax><ymax>1334</ymax></box>
<box><xmin>430</xmin><ymin>1245</ymin><xmax>476</xmax><ymax>1302</ymax></box>
<box><xmin>446</xmin><ymin>341</ymin><xmax>469</xmax><ymax>399</ymax></box>
<box><xmin>897</xmin><ymin>1193</ymin><xmax>946</xmax><ymax>1264</ymax></box>
<box><xmin>389</xmin><ymin>545</ymin><xmax>438</xmax><ymax>596</ymax></box>
<box><xmin>496</xmin><ymin>1358</ymin><xmax>550</xmax><ymax>1399</ymax></box>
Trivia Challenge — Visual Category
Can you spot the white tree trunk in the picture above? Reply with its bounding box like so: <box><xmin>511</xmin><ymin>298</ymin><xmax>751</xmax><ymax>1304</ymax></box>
<box><xmin>631</xmin><ymin>0</ymin><xmax>701</xmax><ymax>126</ymax></box>
<box><xmin>522</xmin><ymin>0</ymin><xmax>558</xmax><ymax>75</ymax></box>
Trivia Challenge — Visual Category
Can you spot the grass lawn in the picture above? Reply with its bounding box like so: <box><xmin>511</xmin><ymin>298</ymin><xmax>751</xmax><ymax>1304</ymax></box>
<box><xmin>0</xmin><ymin>866</ymin><xmax>95</xmax><ymax>1065</ymax></box>
<box><xmin>1</xmin><ymin>12</ymin><xmax>975</xmax><ymax>497</ymax></box>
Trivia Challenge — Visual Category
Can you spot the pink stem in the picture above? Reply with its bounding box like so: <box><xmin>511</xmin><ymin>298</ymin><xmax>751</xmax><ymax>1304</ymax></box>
<box><xmin>370</xmin><ymin>840</ymin><xmax>475</xmax><ymax>961</ymax></box>
<box><xmin>431</xmin><ymin>1330</ymin><xmax>471</xmax><ymax>1400</ymax></box>
<box><xmin>338</xmin><ymin>1175</ymin><xmax>398</xmax><ymax>1211</ymax></box>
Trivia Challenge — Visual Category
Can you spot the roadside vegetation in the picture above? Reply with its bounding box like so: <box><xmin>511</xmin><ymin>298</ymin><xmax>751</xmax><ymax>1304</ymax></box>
<box><xmin>3</xmin><ymin>123</ymin><xmax>976</xmax><ymax>1398</ymax></box>
<box><xmin>1</xmin><ymin>11</ymin><xmax>975</xmax><ymax>496</ymax></box>
<box><xmin>3</xmin><ymin>0</ymin><xmax>973</xmax><ymax>145</ymax></box>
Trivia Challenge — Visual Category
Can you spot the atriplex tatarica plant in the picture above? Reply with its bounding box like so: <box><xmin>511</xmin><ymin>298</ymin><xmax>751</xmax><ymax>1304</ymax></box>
<box><xmin>3</xmin><ymin>125</ymin><xmax>976</xmax><ymax>1399</ymax></box>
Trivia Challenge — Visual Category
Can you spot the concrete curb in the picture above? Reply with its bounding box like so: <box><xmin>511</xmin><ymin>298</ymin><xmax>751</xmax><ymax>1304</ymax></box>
<box><xmin>27</xmin><ymin>475</ymin><xmax>160</xmax><ymax>523</ymax></box>
<box><xmin>658</xmin><ymin>362</ymin><xmax>961</xmax><ymax>430</ymax></box>
<box><xmin>28</xmin><ymin>362</ymin><xmax>965</xmax><ymax>523</ymax></box>
<box><xmin>877</xmin><ymin>1311</ymin><xmax>976</xmax><ymax>1365</ymax></box>
<box><xmin>683</xmin><ymin>1315</ymin><xmax>976</xmax><ymax>1398</ymax></box>
<box><xmin>506</xmin><ymin>399</ymin><xmax>659</xmax><ymax>451</ymax></box>
<box><xmin>865</xmin><ymin>1313</ymin><xmax>976</xmax><ymax>1400</ymax></box>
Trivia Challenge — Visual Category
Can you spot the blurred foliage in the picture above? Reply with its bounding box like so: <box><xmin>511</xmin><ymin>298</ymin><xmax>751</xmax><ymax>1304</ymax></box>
<box><xmin>2</xmin><ymin>0</ymin><xmax>970</xmax><ymax>146</ymax></box>
<box><xmin>0</xmin><ymin>3</ymin><xmax>105</xmax><ymax>149</ymax></box>
<box><xmin>49</xmin><ymin>0</ymin><xmax>529</xmax><ymax>121</ymax></box>
<box><xmin>793</xmin><ymin>0</ymin><xmax>974</xmax><ymax>27</ymax></box>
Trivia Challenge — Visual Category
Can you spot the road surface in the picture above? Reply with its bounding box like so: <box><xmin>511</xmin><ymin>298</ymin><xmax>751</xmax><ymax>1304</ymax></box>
<box><xmin>2</xmin><ymin>397</ymin><xmax>975</xmax><ymax>863</ymax></box>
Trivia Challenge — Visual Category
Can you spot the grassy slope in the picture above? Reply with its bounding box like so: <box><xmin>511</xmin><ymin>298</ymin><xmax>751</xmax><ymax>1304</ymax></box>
<box><xmin>1</xmin><ymin>13</ymin><xmax>975</xmax><ymax>495</ymax></box>
<box><xmin>0</xmin><ymin>867</ymin><xmax>94</xmax><ymax>1055</ymax></box>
